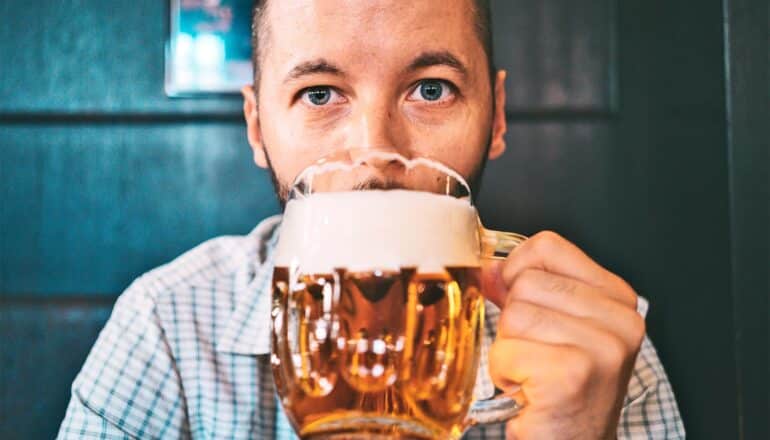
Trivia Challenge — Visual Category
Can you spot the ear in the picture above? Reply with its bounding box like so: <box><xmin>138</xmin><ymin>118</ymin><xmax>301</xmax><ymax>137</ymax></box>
<box><xmin>487</xmin><ymin>70</ymin><xmax>507</xmax><ymax>160</ymax></box>
<box><xmin>242</xmin><ymin>85</ymin><xmax>268</xmax><ymax>168</ymax></box>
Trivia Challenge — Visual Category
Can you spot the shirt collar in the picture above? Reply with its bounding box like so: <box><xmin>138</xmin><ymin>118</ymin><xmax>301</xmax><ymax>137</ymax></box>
<box><xmin>216</xmin><ymin>215</ymin><xmax>281</xmax><ymax>355</ymax></box>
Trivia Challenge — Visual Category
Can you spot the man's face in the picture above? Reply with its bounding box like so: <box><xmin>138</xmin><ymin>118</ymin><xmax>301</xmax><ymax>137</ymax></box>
<box><xmin>243</xmin><ymin>0</ymin><xmax>507</xmax><ymax>201</ymax></box>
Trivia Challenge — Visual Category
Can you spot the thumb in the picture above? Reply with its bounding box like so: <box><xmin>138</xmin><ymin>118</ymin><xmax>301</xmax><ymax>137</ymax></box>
<box><xmin>480</xmin><ymin>258</ymin><xmax>508</xmax><ymax>309</ymax></box>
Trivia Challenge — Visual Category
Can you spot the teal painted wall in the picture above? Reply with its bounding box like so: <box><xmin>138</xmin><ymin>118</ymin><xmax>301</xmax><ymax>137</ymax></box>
<box><xmin>0</xmin><ymin>2</ymin><xmax>280</xmax><ymax>438</ymax></box>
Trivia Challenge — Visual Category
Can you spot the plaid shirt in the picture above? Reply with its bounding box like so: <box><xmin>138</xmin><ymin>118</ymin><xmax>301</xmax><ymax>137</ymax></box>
<box><xmin>58</xmin><ymin>216</ymin><xmax>684</xmax><ymax>439</ymax></box>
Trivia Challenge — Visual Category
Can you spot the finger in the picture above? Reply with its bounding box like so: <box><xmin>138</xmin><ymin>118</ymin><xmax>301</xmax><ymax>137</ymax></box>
<box><xmin>496</xmin><ymin>300</ymin><xmax>634</xmax><ymax>362</ymax></box>
<box><xmin>488</xmin><ymin>338</ymin><xmax>590</xmax><ymax>404</ymax></box>
<box><xmin>505</xmin><ymin>269</ymin><xmax>645</xmax><ymax>348</ymax></box>
<box><xmin>500</xmin><ymin>231</ymin><xmax>636</xmax><ymax>307</ymax></box>
<box><xmin>488</xmin><ymin>337</ymin><xmax>550</xmax><ymax>390</ymax></box>
<box><xmin>480</xmin><ymin>258</ymin><xmax>508</xmax><ymax>307</ymax></box>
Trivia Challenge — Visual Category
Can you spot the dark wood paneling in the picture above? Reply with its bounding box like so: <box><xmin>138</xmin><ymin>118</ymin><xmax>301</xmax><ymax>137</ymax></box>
<box><xmin>0</xmin><ymin>298</ymin><xmax>115</xmax><ymax>439</ymax></box>
<box><xmin>0</xmin><ymin>0</ymin><xmax>242</xmax><ymax>115</ymax></box>
<box><xmin>612</xmin><ymin>1</ymin><xmax>739</xmax><ymax>438</ymax></box>
<box><xmin>483</xmin><ymin>1</ymin><xmax>750</xmax><ymax>437</ymax></box>
<box><xmin>477</xmin><ymin>122</ymin><xmax>614</xmax><ymax>259</ymax></box>
<box><xmin>724</xmin><ymin>0</ymin><xmax>769</xmax><ymax>438</ymax></box>
<box><xmin>491</xmin><ymin>0</ymin><xmax>615</xmax><ymax>113</ymax></box>
<box><xmin>1</xmin><ymin>123</ymin><xmax>279</xmax><ymax>296</ymax></box>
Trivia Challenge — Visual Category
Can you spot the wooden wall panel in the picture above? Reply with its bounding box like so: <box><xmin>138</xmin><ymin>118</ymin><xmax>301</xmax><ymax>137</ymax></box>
<box><xmin>723</xmin><ymin>0</ymin><xmax>769</xmax><ymax>437</ymax></box>
<box><xmin>611</xmin><ymin>1</ymin><xmax>739</xmax><ymax>437</ymax></box>
<box><xmin>477</xmin><ymin>122</ymin><xmax>613</xmax><ymax>255</ymax></box>
<box><xmin>491</xmin><ymin>0</ymin><xmax>615</xmax><ymax>113</ymax></box>
<box><xmin>0</xmin><ymin>298</ymin><xmax>114</xmax><ymax>439</ymax></box>
<box><xmin>1</xmin><ymin>124</ymin><xmax>279</xmax><ymax>296</ymax></box>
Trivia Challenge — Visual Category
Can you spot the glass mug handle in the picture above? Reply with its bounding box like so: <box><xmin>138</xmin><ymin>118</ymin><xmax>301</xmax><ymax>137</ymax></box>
<box><xmin>466</xmin><ymin>226</ymin><xmax>528</xmax><ymax>427</ymax></box>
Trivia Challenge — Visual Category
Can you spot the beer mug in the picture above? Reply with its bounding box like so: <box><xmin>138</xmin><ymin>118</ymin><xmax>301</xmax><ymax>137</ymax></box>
<box><xmin>271</xmin><ymin>150</ymin><xmax>527</xmax><ymax>439</ymax></box>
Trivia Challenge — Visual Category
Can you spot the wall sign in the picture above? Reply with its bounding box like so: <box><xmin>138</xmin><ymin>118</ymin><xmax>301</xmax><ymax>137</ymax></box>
<box><xmin>165</xmin><ymin>0</ymin><xmax>253</xmax><ymax>96</ymax></box>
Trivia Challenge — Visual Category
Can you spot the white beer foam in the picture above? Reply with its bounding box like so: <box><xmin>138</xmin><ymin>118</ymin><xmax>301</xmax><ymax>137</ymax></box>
<box><xmin>275</xmin><ymin>190</ymin><xmax>481</xmax><ymax>273</ymax></box>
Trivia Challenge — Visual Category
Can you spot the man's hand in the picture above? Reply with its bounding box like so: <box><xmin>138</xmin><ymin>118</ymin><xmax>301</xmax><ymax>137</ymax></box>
<box><xmin>481</xmin><ymin>231</ymin><xmax>645</xmax><ymax>440</ymax></box>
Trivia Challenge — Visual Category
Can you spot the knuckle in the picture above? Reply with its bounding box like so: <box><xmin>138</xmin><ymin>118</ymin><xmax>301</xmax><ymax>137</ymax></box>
<box><xmin>508</xmin><ymin>269</ymin><xmax>539</xmax><ymax>302</ymax></box>
<box><xmin>629</xmin><ymin>291</ymin><xmax>640</xmax><ymax>310</ymax></box>
<box><xmin>530</xmin><ymin>230</ymin><xmax>563</xmax><ymax>253</ymax></box>
<box><xmin>499</xmin><ymin>301</ymin><xmax>538</xmax><ymax>337</ymax></box>
<box><xmin>628</xmin><ymin>312</ymin><xmax>647</xmax><ymax>348</ymax></box>
<box><xmin>537</xmin><ymin>229</ymin><xmax>564</xmax><ymax>243</ymax></box>
<box><xmin>519</xmin><ymin>302</ymin><xmax>546</xmax><ymax>335</ymax></box>
<box><xmin>612</xmin><ymin>274</ymin><xmax>639</xmax><ymax>306</ymax></box>
<box><xmin>548</xmin><ymin>275</ymin><xmax>576</xmax><ymax>296</ymax></box>
<box><xmin>623</xmin><ymin>288</ymin><xmax>639</xmax><ymax>308</ymax></box>
<box><xmin>598</xmin><ymin>333</ymin><xmax>629</xmax><ymax>368</ymax></box>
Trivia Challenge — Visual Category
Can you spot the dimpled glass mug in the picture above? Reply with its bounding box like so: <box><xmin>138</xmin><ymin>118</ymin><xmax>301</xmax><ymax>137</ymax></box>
<box><xmin>271</xmin><ymin>150</ymin><xmax>526</xmax><ymax>439</ymax></box>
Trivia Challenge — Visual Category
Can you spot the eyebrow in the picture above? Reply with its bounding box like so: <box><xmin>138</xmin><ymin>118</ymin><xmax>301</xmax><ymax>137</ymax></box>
<box><xmin>284</xmin><ymin>58</ymin><xmax>344</xmax><ymax>83</ymax></box>
<box><xmin>404</xmin><ymin>51</ymin><xmax>468</xmax><ymax>78</ymax></box>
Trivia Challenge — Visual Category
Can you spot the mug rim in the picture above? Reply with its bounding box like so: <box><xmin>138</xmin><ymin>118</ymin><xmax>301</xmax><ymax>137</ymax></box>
<box><xmin>288</xmin><ymin>149</ymin><xmax>474</xmax><ymax>203</ymax></box>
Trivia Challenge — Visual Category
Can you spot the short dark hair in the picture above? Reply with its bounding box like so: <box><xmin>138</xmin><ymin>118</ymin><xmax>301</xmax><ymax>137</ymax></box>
<box><xmin>250</xmin><ymin>0</ymin><xmax>495</xmax><ymax>92</ymax></box>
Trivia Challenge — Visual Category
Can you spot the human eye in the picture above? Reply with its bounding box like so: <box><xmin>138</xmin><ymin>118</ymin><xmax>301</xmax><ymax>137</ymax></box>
<box><xmin>406</xmin><ymin>79</ymin><xmax>457</xmax><ymax>104</ymax></box>
<box><xmin>299</xmin><ymin>86</ymin><xmax>346</xmax><ymax>106</ymax></box>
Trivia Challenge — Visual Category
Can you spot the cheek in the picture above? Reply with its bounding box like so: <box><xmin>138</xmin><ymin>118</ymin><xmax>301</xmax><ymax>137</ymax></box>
<box><xmin>259</xmin><ymin>110</ymin><xmax>345</xmax><ymax>185</ymax></box>
<box><xmin>406</xmin><ymin>110</ymin><xmax>491</xmax><ymax>178</ymax></box>
<box><xmin>258</xmin><ymin>99</ymin><xmax>492</xmax><ymax>184</ymax></box>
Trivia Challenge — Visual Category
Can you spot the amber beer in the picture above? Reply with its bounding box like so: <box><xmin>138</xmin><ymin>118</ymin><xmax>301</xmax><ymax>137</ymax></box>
<box><xmin>271</xmin><ymin>190</ymin><xmax>486</xmax><ymax>439</ymax></box>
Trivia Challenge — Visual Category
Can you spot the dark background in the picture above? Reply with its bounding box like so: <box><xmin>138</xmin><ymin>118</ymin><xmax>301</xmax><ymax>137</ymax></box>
<box><xmin>1</xmin><ymin>0</ymin><xmax>767</xmax><ymax>438</ymax></box>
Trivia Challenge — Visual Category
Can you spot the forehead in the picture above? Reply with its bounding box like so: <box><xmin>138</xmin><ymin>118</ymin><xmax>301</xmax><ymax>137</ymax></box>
<box><xmin>261</xmin><ymin>0</ymin><xmax>483</xmax><ymax>78</ymax></box>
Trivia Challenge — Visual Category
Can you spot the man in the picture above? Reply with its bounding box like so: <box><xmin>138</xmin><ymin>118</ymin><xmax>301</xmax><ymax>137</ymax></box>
<box><xmin>58</xmin><ymin>0</ymin><xmax>684</xmax><ymax>438</ymax></box>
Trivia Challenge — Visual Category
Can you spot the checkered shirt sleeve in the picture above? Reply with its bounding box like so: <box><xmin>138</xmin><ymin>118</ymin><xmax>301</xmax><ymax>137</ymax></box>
<box><xmin>57</xmin><ymin>277</ymin><xmax>191</xmax><ymax>439</ymax></box>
